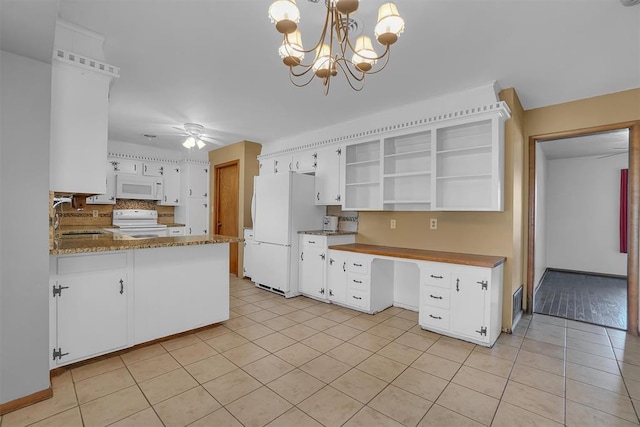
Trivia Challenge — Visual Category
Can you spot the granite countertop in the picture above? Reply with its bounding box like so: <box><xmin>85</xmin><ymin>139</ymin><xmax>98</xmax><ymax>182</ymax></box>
<box><xmin>51</xmin><ymin>228</ymin><xmax>239</xmax><ymax>255</ymax></box>
<box><xmin>328</xmin><ymin>243</ymin><xmax>506</xmax><ymax>268</ymax></box>
<box><xmin>298</xmin><ymin>230</ymin><xmax>358</xmax><ymax>236</ymax></box>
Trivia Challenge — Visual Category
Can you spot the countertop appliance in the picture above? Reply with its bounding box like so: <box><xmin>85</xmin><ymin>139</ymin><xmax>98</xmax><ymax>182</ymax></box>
<box><xmin>323</xmin><ymin>216</ymin><xmax>338</xmax><ymax>232</ymax></box>
<box><xmin>250</xmin><ymin>172</ymin><xmax>324</xmax><ymax>297</ymax></box>
<box><xmin>105</xmin><ymin>209</ymin><xmax>168</xmax><ymax>238</ymax></box>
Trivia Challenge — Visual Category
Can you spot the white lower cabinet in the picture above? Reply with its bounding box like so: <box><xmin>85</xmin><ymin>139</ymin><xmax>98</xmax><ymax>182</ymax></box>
<box><xmin>327</xmin><ymin>249</ymin><xmax>347</xmax><ymax>305</ymax></box>
<box><xmin>419</xmin><ymin>262</ymin><xmax>503</xmax><ymax>347</ymax></box>
<box><xmin>50</xmin><ymin>244</ymin><xmax>230</xmax><ymax>368</ymax></box>
<box><xmin>298</xmin><ymin>234</ymin><xmax>355</xmax><ymax>303</ymax></box>
<box><xmin>50</xmin><ymin>252</ymin><xmax>132</xmax><ymax>367</ymax></box>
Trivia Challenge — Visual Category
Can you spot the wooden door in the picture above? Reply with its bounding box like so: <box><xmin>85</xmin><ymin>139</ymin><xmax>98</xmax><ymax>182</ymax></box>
<box><xmin>215</xmin><ymin>161</ymin><xmax>239</xmax><ymax>275</ymax></box>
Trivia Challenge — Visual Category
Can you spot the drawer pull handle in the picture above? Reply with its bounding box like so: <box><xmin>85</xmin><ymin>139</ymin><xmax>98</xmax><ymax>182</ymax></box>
<box><xmin>353</xmin><ymin>263</ymin><xmax>363</xmax><ymax>267</ymax></box>
<box><xmin>343</xmin><ymin>262</ymin><xmax>346</xmax><ymax>272</ymax></box>
<box><xmin>353</xmin><ymin>280</ymin><xmax>362</xmax><ymax>284</ymax></box>
<box><xmin>308</xmin><ymin>241</ymin><xmax>316</xmax><ymax>244</ymax></box>
<box><xmin>352</xmin><ymin>296</ymin><xmax>362</xmax><ymax>300</ymax></box>
<box><xmin>456</xmin><ymin>278</ymin><xmax>460</xmax><ymax>292</ymax></box>
<box><xmin>429</xmin><ymin>314</ymin><xmax>442</xmax><ymax>320</ymax></box>
<box><xmin>430</xmin><ymin>274</ymin><xmax>443</xmax><ymax>279</ymax></box>
<box><xmin>429</xmin><ymin>294</ymin><xmax>443</xmax><ymax>299</ymax></box>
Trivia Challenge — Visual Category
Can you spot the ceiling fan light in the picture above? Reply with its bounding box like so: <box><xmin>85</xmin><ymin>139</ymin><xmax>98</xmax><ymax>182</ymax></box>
<box><xmin>196</xmin><ymin>138</ymin><xmax>206</xmax><ymax>149</ymax></box>
<box><xmin>269</xmin><ymin>0</ymin><xmax>300</xmax><ymax>34</ymax></box>
<box><xmin>352</xmin><ymin>36</ymin><xmax>377</xmax><ymax>72</ymax></box>
<box><xmin>279</xmin><ymin>30</ymin><xmax>305</xmax><ymax>66</ymax></box>
<box><xmin>375</xmin><ymin>2</ymin><xmax>404</xmax><ymax>45</ymax></box>
<box><xmin>183</xmin><ymin>136</ymin><xmax>196</xmax><ymax>149</ymax></box>
<box><xmin>312</xmin><ymin>43</ymin><xmax>334</xmax><ymax>78</ymax></box>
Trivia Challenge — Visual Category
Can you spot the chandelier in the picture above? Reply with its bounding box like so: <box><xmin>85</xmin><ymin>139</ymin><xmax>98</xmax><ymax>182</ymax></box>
<box><xmin>268</xmin><ymin>0</ymin><xmax>405</xmax><ymax>94</ymax></box>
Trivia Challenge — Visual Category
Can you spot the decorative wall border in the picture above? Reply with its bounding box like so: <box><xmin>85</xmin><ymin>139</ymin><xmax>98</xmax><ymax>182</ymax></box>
<box><xmin>54</xmin><ymin>49</ymin><xmax>120</xmax><ymax>78</ymax></box>
<box><xmin>107</xmin><ymin>152</ymin><xmax>210</xmax><ymax>166</ymax></box>
<box><xmin>259</xmin><ymin>101</ymin><xmax>512</xmax><ymax>159</ymax></box>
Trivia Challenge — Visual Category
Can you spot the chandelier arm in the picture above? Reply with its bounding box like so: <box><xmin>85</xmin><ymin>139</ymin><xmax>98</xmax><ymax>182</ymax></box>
<box><xmin>283</xmin><ymin>4</ymin><xmax>332</xmax><ymax>56</ymax></box>
<box><xmin>335</xmin><ymin>59</ymin><xmax>365</xmax><ymax>91</ymax></box>
<box><xmin>289</xmin><ymin>66</ymin><xmax>317</xmax><ymax>88</ymax></box>
<box><xmin>289</xmin><ymin>64</ymin><xmax>316</xmax><ymax>78</ymax></box>
<box><xmin>365</xmin><ymin>47</ymin><xmax>392</xmax><ymax>75</ymax></box>
<box><xmin>335</xmin><ymin>57</ymin><xmax>365</xmax><ymax>82</ymax></box>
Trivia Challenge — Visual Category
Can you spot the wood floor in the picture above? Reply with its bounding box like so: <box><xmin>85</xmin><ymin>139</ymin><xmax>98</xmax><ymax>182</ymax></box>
<box><xmin>534</xmin><ymin>269</ymin><xmax>627</xmax><ymax>330</ymax></box>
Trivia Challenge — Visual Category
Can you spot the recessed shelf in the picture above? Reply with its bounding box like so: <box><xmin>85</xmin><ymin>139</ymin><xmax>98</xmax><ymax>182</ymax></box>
<box><xmin>384</xmin><ymin>149</ymin><xmax>431</xmax><ymax>159</ymax></box>
<box><xmin>384</xmin><ymin>199</ymin><xmax>431</xmax><ymax>204</ymax></box>
<box><xmin>345</xmin><ymin>159</ymin><xmax>380</xmax><ymax>167</ymax></box>
<box><xmin>436</xmin><ymin>145</ymin><xmax>492</xmax><ymax>155</ymax></box>
<box><xmin>345</xmin><ymin>181</ymin><xmax>380</xmax><ymax>187</ymax></box>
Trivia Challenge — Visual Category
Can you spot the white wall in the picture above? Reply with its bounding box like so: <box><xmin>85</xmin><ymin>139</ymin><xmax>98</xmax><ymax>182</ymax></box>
<box><xmin>534</xmin><ymin>144</ymin><xmax>548</xmax><ymax>287</ymax></box>
<box><xmin>0</xmin><ymin>51</ymin><xmax>51</xmax><ymax>404</ymax></box>
<box><xmin>546</xmin><ymin>153</ymin><xmax>628</xmax><ymax>276</ymax></box>
<box><xmin>266</xmin><ymin>82</ymin><xmax>500</xmax><ymax>153</ymax></box>
<box><xmin>108</xmin><ymin>139</ymin><xmax>210</xmax><ymax>162</ymax></box>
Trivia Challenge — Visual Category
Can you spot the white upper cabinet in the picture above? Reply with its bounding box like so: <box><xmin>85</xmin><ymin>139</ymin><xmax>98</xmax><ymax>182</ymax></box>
<box><xmin>292</xmin><ymin>151</ymin><xmax>317</xmax><ymax>173</ymax></box>
<box><xmin>50</xmin><ymin>56</ymin><xmax>117</xmax><ymax>194</ymax></box>
<box><xmin>112</xmin><ymin>159</ymin><xmax>140</xmax><ymax>175</ymax></box>
<box><xmin>259</xmin><ymin>154</ymin><xmax>293</xmax><ymax>175</ymax></box>
<box><xmin>433</xmin><ymin>116</ymin><xmax>504</xmax><ymax>211</ymax></box>
<box><xmin>86</xmin><ymin>160</ymin><xmax>117</xmax><ymax>205</ymax></box>
<box><xmin>158</xmin><ymin>164</ymin><xmax>181</xmax><ymax>206</ymax></box>
<box><xmin>343</xmin><ymin>140</ymin><xmax>381</xmax><ymax>211</ymax></box>
<box><xmin>142</xmin><ymin>162</ymin><xmax>164</xmax><ymax>177</ymax></box>
<box><xmin>383</xmin><ymin>130</ymin><xmax>432</xmax><ymax>211</ymax></box>
<box><xmin>315</xmin><ymin>145</ymin><xmax>342</xmax><ymax>205</ymax></box>
<box><xmin>183</xmin><ymin>163</ymin><xmax>209</xmax><ymax>198</ymax></box>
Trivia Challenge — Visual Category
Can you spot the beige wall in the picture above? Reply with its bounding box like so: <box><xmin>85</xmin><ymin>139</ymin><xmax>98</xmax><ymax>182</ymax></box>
<box><xmin>209</xmin><ymin>141</ymin><xmax>261</xmax><ymax>274</ymax></box>
<box><xmin>357</xmin><ymin>88</ymin><xmax>526</xmax><ymax>330</ymax></box>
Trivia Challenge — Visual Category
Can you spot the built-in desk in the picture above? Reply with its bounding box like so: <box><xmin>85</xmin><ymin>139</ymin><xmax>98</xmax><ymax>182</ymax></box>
<box><xmin>329</xmin><ymin>243</ymin><xmax>505</xmax><ymax>347</ymax></box>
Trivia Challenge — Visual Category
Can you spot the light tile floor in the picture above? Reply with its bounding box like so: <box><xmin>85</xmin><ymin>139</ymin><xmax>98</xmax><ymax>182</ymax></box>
<box><xmin>2</xmin><ymin>276</ymin><xmax>640</xmax><ymax>426</ymax></box>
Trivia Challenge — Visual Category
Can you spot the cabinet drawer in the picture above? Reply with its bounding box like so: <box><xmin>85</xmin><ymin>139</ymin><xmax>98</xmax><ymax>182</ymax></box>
<box><xmin>422</xmin><ymin>267</ymin><xmax>450</xmax><ymax>288</ymax></box>
<box><xmin>347</xmin><ymin>288</ymin><xmax>370</xmax><ymax>310</ymax></box>
<box><xmin>347</xmin><ymin>272</ymin><xmax>370</xmax><ymax>292</ymax></box>
<box><xmin>168</xmin><ymin>227</ymin><xmax>185</xmax><ymax>236</ymax></box>
<box><xmin>347</xmin><ymin>257</ymin><xmax>369</xmax><ymax>274</ymax></box>
<box><xmin>420</xmin><ymin>306</ymin><xmax>450</xmax><ymax>330</ymax></box>
<box><xmin>301</xmin><ymin>235</ymin><xmax>326</xmax><ymax>248</ymax></box>
<box><xmin>421</xmin><ymin>285</ymin><xmax>450</xmax><ymax>309</ymax></box>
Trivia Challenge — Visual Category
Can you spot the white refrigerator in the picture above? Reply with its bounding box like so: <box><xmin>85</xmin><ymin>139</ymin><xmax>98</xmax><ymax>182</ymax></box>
<box><xmin>251</xmin><ymin>172</ymin><xmax>324</xmax><ymax>297</ymax></box>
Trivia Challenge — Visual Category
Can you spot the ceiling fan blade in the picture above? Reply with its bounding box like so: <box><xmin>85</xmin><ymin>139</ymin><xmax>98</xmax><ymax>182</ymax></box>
<box><xmin>172</xmin><ymin>126</ymin><xmax>187</xmax><ymax>132</ymax></box>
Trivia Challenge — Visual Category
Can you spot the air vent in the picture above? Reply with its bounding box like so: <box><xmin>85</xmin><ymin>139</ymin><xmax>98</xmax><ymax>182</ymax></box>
<box><xmin>621</xmin><ymin>0</ymin><xmax>640</xmax><ymax>5</ymax></box>
<box><xmin>512</xmin><ymin>286</ymin><xmax>523</xmax><ymax>321</ymax></box>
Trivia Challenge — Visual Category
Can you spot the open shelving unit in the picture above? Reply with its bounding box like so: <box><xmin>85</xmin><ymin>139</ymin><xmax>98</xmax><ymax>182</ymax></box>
<box><xmin>344</xmin><ymin>140</ymin><xmax>381</xmax><ymax>210</ymax></box>
<box><xmin>382</xmin><ymin>130</ymin><xmax>431</xmax><ymax>211</ymax></box>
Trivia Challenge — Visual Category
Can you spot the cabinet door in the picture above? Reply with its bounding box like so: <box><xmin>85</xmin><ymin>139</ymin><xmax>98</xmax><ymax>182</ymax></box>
<box><xmin>54</xmin><ymin>271</ymin><xmax>128</xmax><ymax>365</ymax></box>
<box><xmin>449</xmin><ymin>269</ymin><xmax>489</xmax><ymax>342</ymax></box>
<box><xmin>315</xmin><ymin>145</ymin><xmax>342</xmax><ymax>205</ymax></box>
<box><xmin>113</xmin><ymin>159</ymin><xmax>140</xmax><ymax>175</ymax></box>
<box><xmin>327</xmin><ymin>250</ymin><xmax>347</xmax><ymax>304</ymax></box>
<box><xmin>87</xmin><ymin>160</ymin><xmax>116</xmax><ymax>204</ymax></box>
<box><xmin>142</xmin><ymin>162</ymin><xmax>164</xmax><ymax>177</ymax></box>
<box><xmin>299</xmin><ymin>245</ymin><xmax>326</xmax><ymax>299</ymax></box>
<box><xmin>293</xmin><ymin>151</ymin><xmax>317</xmax><ymax>173</ymax></box>
<box><xmin>188</xmin><ymin>165</ymin><xmax>209</xmax><ymax>198</ymax></box>
<box><xmin>159</xmin><ymin>165</ymin><xmax>181</xmax><ymax>206</ymax></box>
<box><xmin>186</xmin><ymin>198</ymin><xmax>209</xmax><ymax>236</ymax></box>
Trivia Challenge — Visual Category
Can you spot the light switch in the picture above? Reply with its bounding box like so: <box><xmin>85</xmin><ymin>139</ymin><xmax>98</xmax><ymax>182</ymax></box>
<box><xmin>93</xmin><ymin>210</ymin><xmax>99</xmax><ymax>218</ymax></box>
<box><xmin>430</xmin><ymin>218</ymin><xmax>437</xmax><ymax>229</ymax></box>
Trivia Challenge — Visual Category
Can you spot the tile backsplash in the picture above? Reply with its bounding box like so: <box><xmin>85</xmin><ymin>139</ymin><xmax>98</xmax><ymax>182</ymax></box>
<box><xmin>326</xmin><ymin>205</ymin><xmax>358</xmax><ymax>232</ymax></box>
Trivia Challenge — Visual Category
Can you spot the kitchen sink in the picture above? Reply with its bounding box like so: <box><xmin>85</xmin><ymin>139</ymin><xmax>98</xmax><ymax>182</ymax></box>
<box><xmin>61</xmin><ymin>231</ymin><xmax>108</xmax><ymax>236</ymax></box>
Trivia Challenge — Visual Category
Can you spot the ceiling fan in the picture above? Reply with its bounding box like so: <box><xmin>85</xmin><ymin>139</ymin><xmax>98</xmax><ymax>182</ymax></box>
<box><xmin>167</xmin><ymin>123</ymin><xmax>224</xmax><ymax>149</ymax></box>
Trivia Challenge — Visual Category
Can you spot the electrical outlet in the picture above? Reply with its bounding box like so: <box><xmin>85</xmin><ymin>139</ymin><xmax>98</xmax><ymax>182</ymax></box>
<box><xmin>390</xmin><ymin>219</ymin><xmax>396</xmax><ymax>229</ymax></box>
<box><xmin>92</xmin><ymin>210</ymin><xmax>99</xmax><ymax>218</ymax></box>
<box><xmin>430</xmin><ymin>218</ymin><xmax>437</xmax><ymax>230</ymax></box>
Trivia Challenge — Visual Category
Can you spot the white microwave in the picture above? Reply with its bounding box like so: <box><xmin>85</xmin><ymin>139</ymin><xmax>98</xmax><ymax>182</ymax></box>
<box><xmin>115</xmin><ymin>175</ymin><xmax>163</xmax><ymax>200</ymax></box>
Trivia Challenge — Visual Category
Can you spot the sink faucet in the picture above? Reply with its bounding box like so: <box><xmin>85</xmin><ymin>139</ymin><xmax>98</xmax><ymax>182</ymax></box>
<box><xmin>52</xmin><ymin>196</ymin><xmax>72</xmax><ymax>209</ymax></box>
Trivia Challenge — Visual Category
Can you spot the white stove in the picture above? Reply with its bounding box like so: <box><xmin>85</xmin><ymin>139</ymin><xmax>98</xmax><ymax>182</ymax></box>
<box><xmin>106</xmin><ymin>209</ymin><xmax>168</xmax><ymax>238</ymax></box>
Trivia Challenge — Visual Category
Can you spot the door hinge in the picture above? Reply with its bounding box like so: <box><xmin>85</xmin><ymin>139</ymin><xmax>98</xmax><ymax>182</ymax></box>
<box><xmin>52</xmin><ymin>347</ymin><xmax>69</xmax><ymax>361</ymax></box>
<box><xmin>320</xmin><ymin>288</ymin><xmax>325</xmax><ymax>295</ymax></box>
<box><xmin>477</xmin><ymin>280</ymin><xmax>488</xmax><ymax>290</ymax></box>
<box><xmin>476</xmin><ymin>326</ymin><xmax>487</xmax><ymax>336</ymax></box>
<box><xmin>52</xmin><ymin>284</ymin><xmax>69</xmax><ymax>297</ymax></box>
<box><xmin>336</xmin><ymin>148</ymin><xmax>342</xmax><ymax>156</ymax></box>
<box><xmin>320</xmin><ymin>253</ymin><xmax>325</xmax><ymax>260</ymax></box>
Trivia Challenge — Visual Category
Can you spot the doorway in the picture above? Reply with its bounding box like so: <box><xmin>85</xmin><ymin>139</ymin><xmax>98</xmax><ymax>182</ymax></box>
<box><xmin>214</xmin><ymin>160</ymin><xmax>239</xmax><ymax>275</ymax></box>
<box><xmin>528</xmin><ymin>122</ymin><xmax>639</xmax><ymax>334</ymax></box>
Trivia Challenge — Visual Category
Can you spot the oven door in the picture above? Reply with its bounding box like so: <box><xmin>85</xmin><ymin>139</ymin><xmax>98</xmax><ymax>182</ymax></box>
<box><xmin>107</xmin><ymin>227</ymin><xmax>169</xmax><ymax>239</ymax></box>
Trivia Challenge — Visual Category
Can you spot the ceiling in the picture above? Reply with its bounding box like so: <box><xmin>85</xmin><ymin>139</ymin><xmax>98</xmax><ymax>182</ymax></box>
<box><xmin>2</xmin><ymin>0</ymin><xmax>639</xmax><ymax>154</ymax></box>
<box><xmin>540</xmin><ymin>129</ymin><xmax>630</xmax><ymax>160</ymax></box>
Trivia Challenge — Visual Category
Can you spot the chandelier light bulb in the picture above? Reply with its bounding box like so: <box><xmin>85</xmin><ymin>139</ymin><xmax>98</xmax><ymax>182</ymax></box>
<box><xmin>183</xmin><ymin>136</ymin><xmax>196</xmax><ymax>149</ymax></box>
<box><xmin>312</xmin><ymin>43</ymin><xmax>334</xmax><ymax>78</ymax></box>
<box><xmin>279</xmin><ymin>30</ymin><xmax>305</xmax><ymax>66</ymax></box>
<box><xmin>269</xmin><ymin>0</ymin><xmax>300</xmax><ymax>34</ymax></box>
<box><xmin>334</xmin><ymin>0</ymin><xmax>359</xmax><ymax>15</ymax></box>
<box><xmin>196</xmin><ymin>138</ymin><xmax>206</xmax><ymax>149</ymax></box>
<box><xmin>352</xmin><ymin>36</ymin><xmax>377</xmax><ymax>72</ymax></box>
<box><xmin>375</xmin><ymin>2</ymin><xmax>405</xmax><ymax>45</ymax></box>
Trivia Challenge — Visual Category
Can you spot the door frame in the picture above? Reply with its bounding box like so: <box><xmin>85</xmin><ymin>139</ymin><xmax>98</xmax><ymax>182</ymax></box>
<box><xmin>213</xmin><ymin>160</ymin><xmax>240</xmax><ymax>274</ymax></box>
<box><xmin>527</xmin><ymin>121</ymin><xmax>640</xmax><ymax>335</ymax></box>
